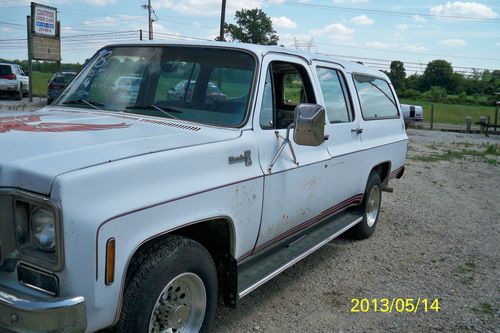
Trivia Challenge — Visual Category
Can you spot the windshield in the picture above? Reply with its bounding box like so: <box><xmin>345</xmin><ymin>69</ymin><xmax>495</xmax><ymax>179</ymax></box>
<box><xmin>55</xmin><ymin>46</ymin><xmax>256</xmax><ymax>127</ymax></box>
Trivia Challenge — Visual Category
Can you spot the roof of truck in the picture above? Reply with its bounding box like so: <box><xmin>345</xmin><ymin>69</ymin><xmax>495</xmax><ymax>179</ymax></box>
<box><xmin>103</xmin><ymin>40</ymin><xmax>389</xmax><ymax>80</ymax></box>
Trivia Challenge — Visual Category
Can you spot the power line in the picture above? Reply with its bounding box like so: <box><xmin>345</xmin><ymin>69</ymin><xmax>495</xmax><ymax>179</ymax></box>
<box><xmin>312</xmin><ymin>40</ymin><xmax>500</xmax><ymax>62</ymax></box>
<box><xmin>265</xmin><ymin>0</ymin><xmax>500</xmax><ymax>22</ymax></box>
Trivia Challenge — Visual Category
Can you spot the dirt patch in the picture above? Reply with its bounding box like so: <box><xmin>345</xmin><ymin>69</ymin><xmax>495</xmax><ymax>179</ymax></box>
<box><xmin>213</xmin><ymin>129</ymin><xmax>500</xmax><ymax>332</ymax></box>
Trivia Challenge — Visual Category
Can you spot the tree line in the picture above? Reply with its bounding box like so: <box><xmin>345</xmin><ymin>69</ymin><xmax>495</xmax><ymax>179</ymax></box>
<box><xmin>384</xmin><ymin>60</ymin><xmax>499</xmax><ymax>106</ymax></box>
<box><xmin>0</xmin><ymin>58</ymin><xmax>82</xmax><ymax>74</ymax></box>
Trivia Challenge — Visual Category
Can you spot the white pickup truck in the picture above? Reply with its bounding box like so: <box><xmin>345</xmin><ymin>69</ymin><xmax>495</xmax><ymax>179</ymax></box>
<box><xmin>0</xmin><ymin>41</ymin><xmax>407</xmax><ymax>333</ymax></box>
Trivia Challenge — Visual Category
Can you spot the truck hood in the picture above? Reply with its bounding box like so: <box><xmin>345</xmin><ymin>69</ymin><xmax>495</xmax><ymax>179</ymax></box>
<box><xmin>0</xmin><ymin>108</ymin><xmax>241</xmax><ymax>195</ymax></box>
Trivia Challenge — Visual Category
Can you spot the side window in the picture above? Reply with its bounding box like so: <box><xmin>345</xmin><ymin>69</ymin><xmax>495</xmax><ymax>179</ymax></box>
<box><xmin>283</xmin><ymin>73</ymin><xmax>304</xmax><ymax>105</ymax></box>
<box><xmin>353</xmin><ymin>75</ymin><xmax>398</xmax><ymax>119</ymax></box>
<box><xmin>316</xmin><ymin>67</ymin><xmax>352</xmax><ymax>123</ymax></box>
<box><xmin>259</xmin><ymin>61</ymin><xmax>316</xmax><ymax>129</ymax></box>
<box><xmin>260</xmin><ymin>68</ymin><xmax>274</xmax><ymax>129</ymax></box>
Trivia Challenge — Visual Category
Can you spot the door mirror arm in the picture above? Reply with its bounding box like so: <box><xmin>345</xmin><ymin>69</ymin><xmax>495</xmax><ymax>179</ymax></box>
<box><xmin>268</xmin><ymin>123</ymin><xmax>299</xmax><ymax>174</ymax></box>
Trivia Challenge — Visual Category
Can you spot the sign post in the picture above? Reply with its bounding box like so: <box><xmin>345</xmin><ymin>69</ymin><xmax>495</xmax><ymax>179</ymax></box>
<box><xmin>27</xmin><ymin>2</ymin><xmax>60</xmax><ymax>102</ymax></box>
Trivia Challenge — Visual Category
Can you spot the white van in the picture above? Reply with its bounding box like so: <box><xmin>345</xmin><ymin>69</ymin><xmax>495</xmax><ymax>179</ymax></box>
<box><xmin>0</xmin><ymin>41</ymin><xmax>407</xmax><ymax>333</ymax></box>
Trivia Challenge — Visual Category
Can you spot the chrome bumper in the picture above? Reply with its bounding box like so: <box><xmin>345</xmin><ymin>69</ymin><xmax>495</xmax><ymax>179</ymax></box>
<box><xmin>0</xmin><ymin>285</ymin><xmax>87</xmax><ymax>332</ymax></box>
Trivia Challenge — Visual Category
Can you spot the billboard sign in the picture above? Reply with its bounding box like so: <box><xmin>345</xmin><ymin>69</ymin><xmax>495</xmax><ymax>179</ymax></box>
<box><xmin>32</xmin><ymin>2</ymin><xmax>57</xmax><ymax>37</ymax></box>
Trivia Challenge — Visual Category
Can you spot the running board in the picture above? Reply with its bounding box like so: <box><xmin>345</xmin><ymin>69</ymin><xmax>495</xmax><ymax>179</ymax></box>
<box><xmin>238</xmin><ymin>211</ymin><xmax>363</xmax><ymax>298</ymax></box>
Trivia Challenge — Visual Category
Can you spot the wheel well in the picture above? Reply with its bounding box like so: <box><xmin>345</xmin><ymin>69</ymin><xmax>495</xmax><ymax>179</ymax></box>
<box><xmin>372</xmin><ymin>161</ymin><xmax>391</xmax><ymax>186</ymax></box>
<box><xmin>126</xmin><ymin>218</ymin><xmax>238</xmax><ymax>308</ymax></box>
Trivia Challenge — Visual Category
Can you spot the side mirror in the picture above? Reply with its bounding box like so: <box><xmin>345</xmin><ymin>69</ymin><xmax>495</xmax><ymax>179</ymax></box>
<box><xmin>294</xmin><ymin>103</ymin><xmax>325</xmax><ymax>146</ymax></box>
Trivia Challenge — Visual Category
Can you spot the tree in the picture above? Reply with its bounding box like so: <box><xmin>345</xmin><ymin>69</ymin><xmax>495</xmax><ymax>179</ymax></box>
<box><xmin>223</xmin><ymin>8</ymin><xmax>279</xmax><ymax>45</ymax></box>
<box><xmin>422</xmin><ymin>59</ymin><xmax>454</xmax><ymax>91</ymax></box>
<box><xmin>387</xmin><ymin>60</ymin><xmax>406</xmax><ymax>91</ymax></box>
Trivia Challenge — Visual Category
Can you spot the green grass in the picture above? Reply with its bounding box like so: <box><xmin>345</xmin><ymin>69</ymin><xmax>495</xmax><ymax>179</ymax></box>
<box><xmin>32</xmin><ymin>72</ymin><xmax>53</xmax><ymax>97</ymax></box>
<box><xmin>410</xmin><ymin>144</ymin><xmax>500</xmax><ymax>165</ymax></box>
<box><xmin>400</xmin><ymin>98</ymin><xmax>497</xmax><ymax>125</ymax></box>
<box><xmin>472</xmin><ymin>303</ymin><xmax>495</xmax><ymax>316</ymax></box>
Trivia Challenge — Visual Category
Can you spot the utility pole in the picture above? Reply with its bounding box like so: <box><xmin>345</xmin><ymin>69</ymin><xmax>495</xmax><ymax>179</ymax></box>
<box><xmin>219</xmin><ymin>0</ymin><xmax>226</xmax><ymax>41</ymax></box>
<box><xmin>142</xmin><ymin>0</ymin><xmax>153</xmax><ymax>40</ymax></box>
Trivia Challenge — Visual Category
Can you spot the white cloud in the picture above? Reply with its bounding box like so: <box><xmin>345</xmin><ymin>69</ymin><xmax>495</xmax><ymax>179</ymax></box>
<box><xmin>333</xmin><ymin>0</ymin><xmax>369</xmax><ymax>3</ymax></box>
<box><xmin>86</xmin><ymin>0</ymin><xmax>116</xmax><ymax>5</ymax></box>
<box><xmin>83</xmin><ymin>15</ymin><xmax>142</xmax><ymax>27</ymax></box>
<box><xmin>153</xmin><ymin>0</ymin><xmax>263</xmax><ymax>16</ymax></box>
<box><xmin>404</xmin><ymin>44</ymin><xmax>427</xmax><ymax>52</ymax></box>
<box><xmin>311</xmin><ymin>23</ymin><xmax>354</xmax><ymax>43</ymax></box>
<box><xmin>430</xmin><ymin>1</ymin><xmax>498</xmax><ymax>19</ymax></box>
<box><xmin>350</xmin><ymin>15</ymin><xmax>374</xmax><ymax>25</ymax></box>
<box><xmin>397</xmin><ymin>24</ymin><xmax>409</xmax><ymax>30</ymax></box>
<box><xmin>1</xmin><ymin>0</ymin><xmax>68</xmax><ymax>5</ymax></box>
<box><xmin>365</xmin><ymin>41</ymin><xmax>427</xmax><ymax>52</ymax></box>
<box><xmin>438</xmin><ymin>38</ymin><xmax>467</xmax><ymax>46</ymax></box>
<box><xmin>412</xmin><ymin>15</ymin><xmax>427</xmax><ymax>23</ymax></box>
<box><xmin>271</xmin><ymin>16</ymin><xmax>297</xmax><ymax>29</ymax></box>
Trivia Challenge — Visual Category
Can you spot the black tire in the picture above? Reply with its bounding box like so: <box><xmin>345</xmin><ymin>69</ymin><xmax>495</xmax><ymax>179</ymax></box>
<box><xmin>15</xmin><ymin>84</ymin><xmax>22</xmax><ymax>100</ymax></box>
<box><xmin>114</xmin><ymin>235</ymin><xmax>218</xmax><ymax>333</ymax></box>
<box><xmin>348</xmin><ymin>171</ymin><xmax>382</xmax><ymax>239</ymax></box>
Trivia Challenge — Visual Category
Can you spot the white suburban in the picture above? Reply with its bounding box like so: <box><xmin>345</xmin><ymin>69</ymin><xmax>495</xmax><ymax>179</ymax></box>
<box><xmin>0</xmin><ymin>41</ymin><xmax>407</xmax><ymax>333</ymax></box>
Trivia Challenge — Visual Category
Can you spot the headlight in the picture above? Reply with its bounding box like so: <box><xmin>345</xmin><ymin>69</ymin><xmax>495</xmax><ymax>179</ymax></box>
<box><xmin>30</xmin><ymin>207</ymin><xmax>56</xmax><ymax>252</ymax></box>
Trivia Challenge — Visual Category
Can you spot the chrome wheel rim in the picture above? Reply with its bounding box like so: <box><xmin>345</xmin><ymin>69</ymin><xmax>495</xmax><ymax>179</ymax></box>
<box><xmin>366</xmin><ymin>185</ymin><xmax>381</xmax><ymax>227</ymax></box>
<box><xmin>148</xmin><ymin>272</ymin><xmax>206</xmax><ymax>333</ymax></box>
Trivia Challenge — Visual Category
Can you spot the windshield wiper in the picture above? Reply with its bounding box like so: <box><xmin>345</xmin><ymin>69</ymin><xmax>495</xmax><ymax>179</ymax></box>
<box><xmin>62</xmin><ymin>98</ymin><xmax>104</xmax><ymax>110</ymax></box>
<box><xmin>126</xmin><ymin>104</ymin><xmax>182</xmax><ymax>120</ymax></box>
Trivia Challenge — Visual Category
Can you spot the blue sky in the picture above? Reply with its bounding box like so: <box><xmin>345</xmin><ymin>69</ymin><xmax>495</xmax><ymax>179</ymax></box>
<box><xmin>1</xmin><ymin>0</ymin><xmax>499</xmax><ymax>74</ymax></box>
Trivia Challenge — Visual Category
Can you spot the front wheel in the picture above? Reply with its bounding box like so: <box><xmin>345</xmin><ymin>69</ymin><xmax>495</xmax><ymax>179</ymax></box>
<box><xmin>114</xmin><ymin>235</ymin><xmax>217</xmax><ymax>333</ymax></box>
<box><xmin>348</xmin><ymin>171</ymin><xmax>382</xmax><ymax>239</ymax></box>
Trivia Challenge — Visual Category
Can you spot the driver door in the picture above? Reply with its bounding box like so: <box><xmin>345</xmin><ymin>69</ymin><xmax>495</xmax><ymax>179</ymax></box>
<box><xmin>252</xmin><ymin>55</ymin><xmax>332</xmax><ymax>252</ymax></box>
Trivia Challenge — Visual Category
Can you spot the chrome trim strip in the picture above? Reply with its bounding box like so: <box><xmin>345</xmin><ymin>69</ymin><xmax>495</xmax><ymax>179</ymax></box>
<box><xmin>238</xmin><ymin>216</ymin><xmax>363</xmax><ymax>298</ymax></box>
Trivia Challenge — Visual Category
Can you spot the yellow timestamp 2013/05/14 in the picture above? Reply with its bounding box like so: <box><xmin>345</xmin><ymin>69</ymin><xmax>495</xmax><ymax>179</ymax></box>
<box><xmin>351</xmin><ymin>298</ymin><xmax>440</xmax><ymax>313</ymax></box>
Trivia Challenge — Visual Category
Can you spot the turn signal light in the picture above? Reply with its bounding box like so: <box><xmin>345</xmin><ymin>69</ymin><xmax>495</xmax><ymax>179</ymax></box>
<box><xmin>105</xmin><ymin>238</ymin><xmax>115</xmax><ymax>285</ymax></box>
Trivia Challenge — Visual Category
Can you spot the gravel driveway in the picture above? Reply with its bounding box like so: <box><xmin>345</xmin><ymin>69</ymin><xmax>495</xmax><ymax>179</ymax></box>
<box><xmin>213</xmin><ymin>129</ymin><xmax>499</xmax><ymax>332</ymax></box>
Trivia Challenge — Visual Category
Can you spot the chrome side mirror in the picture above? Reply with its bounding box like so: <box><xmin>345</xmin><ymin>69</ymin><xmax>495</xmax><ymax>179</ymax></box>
<box><xmin>294</xmin><ymin>104</ymin><xmax>325</xmax><ymax>146</ymax></box>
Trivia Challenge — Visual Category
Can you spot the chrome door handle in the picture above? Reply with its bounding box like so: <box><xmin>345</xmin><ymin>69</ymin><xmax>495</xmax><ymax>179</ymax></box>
<box><xmin>351</xmin><ymin>128</ymin><xmax>363</xmax><ymax>134</ymax></box>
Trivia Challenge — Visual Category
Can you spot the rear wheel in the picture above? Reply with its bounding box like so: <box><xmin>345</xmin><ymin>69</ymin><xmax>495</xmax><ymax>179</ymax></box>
<box><xmin>114</xmin><ymin>235</ymin><xmax>217</xmax><ymax>333</ymax></box>
<box><xmin>348</xmin><ymin>171</ymin><xmax>382</xmax><ymax>239</ymax></box>
<box><xmin>15</xmin><ymin>84</ymin><xmax>22</xmax><ymax>100</ymax></box>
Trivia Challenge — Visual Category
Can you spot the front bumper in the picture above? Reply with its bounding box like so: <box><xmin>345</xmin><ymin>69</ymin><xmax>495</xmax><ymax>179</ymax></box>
<box><xmin>0</xmin><ymin>285</ymin><xmax>87</xmax><ymax>332</ymax></box>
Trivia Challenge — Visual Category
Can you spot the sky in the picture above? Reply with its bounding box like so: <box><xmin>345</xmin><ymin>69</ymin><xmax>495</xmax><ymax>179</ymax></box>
<box><xmin>1</xmin><ymin>0</ymin><xmax>499</xmax><ymax>75</ymax></box>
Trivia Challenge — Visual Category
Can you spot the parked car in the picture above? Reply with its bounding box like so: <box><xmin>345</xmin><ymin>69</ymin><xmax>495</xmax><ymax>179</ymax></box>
<box><xmin>400</xmin><ymin>103</ymin><xmax>424</xmax><ymax>123</ymax></box>
<box><xmin>0</xmin><ymin>63</ymin><xmax>29</xmax><ymax>100</ymax></box>
<box><xmin>0</xmin><ymin>41</ymin><xmax>407</xmax><ymax>333</ymax></box>
<box><xmin>167</xmin><ymin>79</ymin><xmax>227</xmax><ymax>103</ymax></box>
<box><xmin>47</xmin><ymin>72</ymin><xmax>77</xmax><ymax>104</ymax></box>
<box><xmin>111</xmin><ymin>75</ymin><xmax>142</xmax><ymax>104</ymax></box>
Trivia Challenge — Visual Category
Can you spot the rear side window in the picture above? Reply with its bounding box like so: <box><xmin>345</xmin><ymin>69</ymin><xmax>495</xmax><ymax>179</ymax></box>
<box><xmin>353</xmin><ymin>74</ymin><xmax>398</xmax><ymax>119</ymax></box>
<box><xmin>54</xmin><ymin>76</ymin><xmax>73</xmax><ymax>84</ymax></box>
<box><xmin>0</xmin><ymin>65</ymin><xmax>12</xmax><ymax>75</ymax></box>
<box><xmin>316</xmin><ymin>67</ymin><xmax>352</xmax><ymax>123</ymax></box>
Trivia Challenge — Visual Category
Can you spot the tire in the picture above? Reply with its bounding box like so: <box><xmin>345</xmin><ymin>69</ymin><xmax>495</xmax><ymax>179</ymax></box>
<box><xmin>114</xmin><ymin>235</ymin><xmax>217</xmax><ymax>333</ymax></box>
<box><xmin>15</xmin><ymin>84</ymin><xmax>22</xmax><ymax>100</ymax></box>
<box><xmin>348</xmin><ymin>171</ymin><xmax>382</xmax><ymax>239</ymax></box>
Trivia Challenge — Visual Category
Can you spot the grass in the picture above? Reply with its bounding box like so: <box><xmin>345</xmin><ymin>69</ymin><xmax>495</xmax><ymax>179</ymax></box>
<box><xmin>410</xmin><ymin>144</ymin><xmax>500</xmax><ymax>166</ymax></box>
<box><xmin>31</xmin><ymin>72</ymin><xmax>53</xmax><ymax>97</ymax></box>
<box><xmin>400</xmin><ymin>98</ymin><xmax>497</xmax><ymax>125</ymax></box>
<box><xmin>472</xmin><ymin>303</ymin><xmax>495</xmax><ymax>316</ymax></box>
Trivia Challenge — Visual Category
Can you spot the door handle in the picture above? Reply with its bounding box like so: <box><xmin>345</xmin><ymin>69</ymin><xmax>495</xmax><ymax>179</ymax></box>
<box><xmin>351</xmin><ymin>128</ymin><xmax>363</xmax><ymax>134</ymax></box>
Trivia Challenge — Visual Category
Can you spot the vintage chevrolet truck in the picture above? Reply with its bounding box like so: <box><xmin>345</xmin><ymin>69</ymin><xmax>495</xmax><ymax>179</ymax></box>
<box><xmin>0</xmin><ymin>41</ymin><xmax>407</xmax><ymax>332</ymax></box>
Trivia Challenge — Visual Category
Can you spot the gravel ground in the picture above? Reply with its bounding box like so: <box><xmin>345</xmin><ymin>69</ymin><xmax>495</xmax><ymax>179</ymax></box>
<box><xmin>213</xmin><ymin>129</ymin><xmax>500</xmax><ymax>333</ymax></box>
<box><xmin>0</xmin><ymin>97</ymin><xmax>46</xmax><ymax>111</ymax></box>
